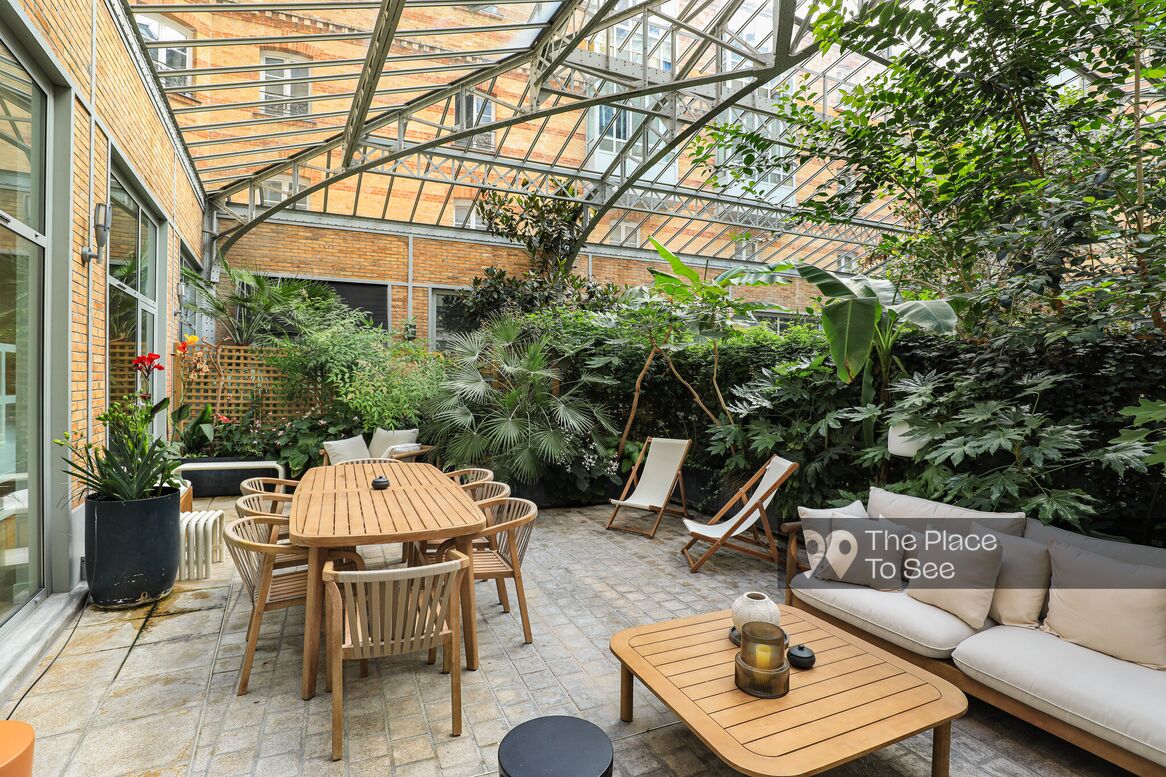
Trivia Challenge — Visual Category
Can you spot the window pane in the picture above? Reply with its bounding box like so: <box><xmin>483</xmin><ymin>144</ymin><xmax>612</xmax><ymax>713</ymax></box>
<box><xmin>139</xmin><ymin>213</ymin><xmax>156</xmax><ymax>300</ymax></box>
<box><xmin>432</xmin><ymin>290</ymin><xmax>471</xmax><ymax>351</ymax></box>
<box><xmin>0</xmin><ymin>40</ymin><xmax>45</xmax><ymax>232</ymax></box>
<box><xmin>109</xmin><ymin>179</ymin><xmax>140</xmax><ymax>292</ymax></box>
<box><xmin>0</xmin><ymin>227</ymin><xmax>41</xmax><ymax>626</ymax></box>
<box><xmin>107</xmin><ymin>285</ymin><xmax>140</xmax><ymax>403</ymax></box>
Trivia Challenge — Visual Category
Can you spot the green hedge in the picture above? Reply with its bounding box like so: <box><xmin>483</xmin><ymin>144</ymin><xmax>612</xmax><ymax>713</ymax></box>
<box><xmin>514</xmin><ymin>309</ymin><xmax>1166</xmax><ymax>545</ymax></box>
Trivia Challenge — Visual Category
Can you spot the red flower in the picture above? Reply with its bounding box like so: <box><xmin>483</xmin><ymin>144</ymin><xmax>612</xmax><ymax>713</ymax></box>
<box><xmin>132</xmin><ymin>353</ymin><xmax>164</xmax><ymax>377</ymax></box>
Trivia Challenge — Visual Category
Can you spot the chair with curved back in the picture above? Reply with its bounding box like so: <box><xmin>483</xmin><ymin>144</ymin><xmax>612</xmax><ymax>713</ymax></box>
<box><xmin>240</xmin><ymin>477</ymin><xmax>299</xmax><ymax>514</ymax></box>
<box><xmin>224</xmin><ymin>516</ymin><xmax>363</xmax><ymax>696</ymax></box>
<box><xmin>446</xmin><ymin>468</ymin><xmax>493</xmax><ymax>487</ymax></box>
<box><xmin>330</xmin><ymin>457</ymin><xmax>397</xmax><ymax>466</ymax></box>
<box><xmin>439</xmin><ymin>497</ymin><xmax>538</xmax><ymax>644</ymax></box>
<box><xmin>324</xmin><ymin>549</ymin><xmax>468</xmax><ymax>759</ymax></box>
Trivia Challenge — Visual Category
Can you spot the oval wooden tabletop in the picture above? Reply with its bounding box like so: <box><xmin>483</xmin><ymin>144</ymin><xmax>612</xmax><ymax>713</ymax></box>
<box><xmin>610</xmin><ymin>606</ymin><xmax>967</xmax><ymax>777</ymax></box>
<box><xmin>290</xmin><ymin>462</ymin><xmax>486</xmax><ymax>547</ymax></box>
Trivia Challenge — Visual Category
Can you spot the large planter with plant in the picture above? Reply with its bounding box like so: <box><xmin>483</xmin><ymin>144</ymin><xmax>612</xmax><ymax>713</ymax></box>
<box><xmin>58</xmin><ymin>353</ymin><xmax>183</xmax><ymax>608</ymax></box>
<box><xmin>84</xmin><ymin>487</ymin><xmax>180</xmax><ymax>607</ymax></box>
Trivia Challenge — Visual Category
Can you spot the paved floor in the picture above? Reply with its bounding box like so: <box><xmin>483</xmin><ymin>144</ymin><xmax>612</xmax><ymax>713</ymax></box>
<box><xmin>4</xmin><ymin>501</ymin><xmax>1127</xmax><ymax>777</ymax></box>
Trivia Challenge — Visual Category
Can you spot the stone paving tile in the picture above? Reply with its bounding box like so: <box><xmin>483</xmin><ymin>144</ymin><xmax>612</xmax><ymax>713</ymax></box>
<box><xmin>4</xmin><ymin>502</ymin><xmax>1132</xmax><ymax>777</ymax></box>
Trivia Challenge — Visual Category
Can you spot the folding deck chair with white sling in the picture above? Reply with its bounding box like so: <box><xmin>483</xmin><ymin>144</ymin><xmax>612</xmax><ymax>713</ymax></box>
<box><xmin>680</xmin><ymin>454</ymin><xmax>798</xmax><ymax>572</ymax></box>
<box><xmin>605</xmin><ymin>437</ymin><xmax>692</xmax><ymax>538</ymax></box>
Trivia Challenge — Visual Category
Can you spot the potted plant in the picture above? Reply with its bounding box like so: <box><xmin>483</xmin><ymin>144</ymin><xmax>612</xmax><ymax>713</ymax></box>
<box><xmin>56</xmin><ymin>353</ymin><xmax>183</xmax><ymax>608</ymax></box>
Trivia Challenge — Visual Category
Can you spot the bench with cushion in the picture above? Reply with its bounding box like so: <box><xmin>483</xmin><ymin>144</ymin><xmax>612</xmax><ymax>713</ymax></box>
<box><xmin>782</xmin><ymin>489</ymin><xmax>1166</xmax><ymax>777</ymax></box>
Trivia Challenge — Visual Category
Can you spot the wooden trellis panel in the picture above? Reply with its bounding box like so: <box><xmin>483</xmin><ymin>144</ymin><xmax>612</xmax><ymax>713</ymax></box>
<box><xmin>173</xmin><ymin>343</ymin><xmax>316</xmax><ymax>426</ymax></box>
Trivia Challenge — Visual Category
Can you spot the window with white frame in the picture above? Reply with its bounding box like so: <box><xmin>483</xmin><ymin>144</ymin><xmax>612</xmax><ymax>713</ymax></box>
<box><xmin>261</xmin><ymin>54</ymin><xmax>310</xmax><ymax>117</ymax></box>
<box><xmin>137</xmin><ymin>14</ymin><xmax>192</xmax><ymax>92</ymax></box>
<box><xmin>836</xmin><ymin>252</ymin><xmax>860</xmax><ymax>273</ymax></box>
<box><xmin>716</xmin><ymin>107</ymin><xmax>795</xmax><ymax>202</ymax></box>
<box><xmin>733</xmin><ymin>237</ymin><xmax>759</xmax><ymax>262</ymax></box>
<box><xmin>258</xmin><ymin>175</ymin><xmax>308</xmax><ymax>210</ymax></box>
<box><xmin>608</xmin><ymin>220</ymin><xmax>640</xmax><ymax>246</ymax></box>
<box><xmin>430</xmin><ymin>288</ymin><xmax>471</xmax><ymax>351</ymax></box>
<box><xmin>596</xmin><ymin>104</ymin><xmax>638</xmax><ymax>158</ymax></box>
<box><xmin>455</xmin><ymin>91</ymin><xmax>495</xmax><ymax>150</ymax></box>
<box><xmin>452</xmin><ymin>199</ymin><xmax>485</xmax><ymax>230</ymax></box>
<box><xmin>602</xmin><ymin>0</ymin><xmax>672</xmax><ymax>71</ymax></box>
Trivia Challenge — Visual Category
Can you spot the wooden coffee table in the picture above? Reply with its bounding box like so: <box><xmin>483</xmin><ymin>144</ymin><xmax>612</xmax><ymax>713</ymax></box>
<box><xmin>611</xmin><ymin>606</ymin><xmax>967</xmax><ymax>777</ymax></box>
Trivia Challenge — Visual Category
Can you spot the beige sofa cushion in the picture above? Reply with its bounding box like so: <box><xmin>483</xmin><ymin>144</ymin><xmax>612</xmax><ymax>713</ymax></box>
<box><xmin>972</xmin><ymin>523</ymin><xmax>1050</xmax><ymax>627</ymax></box>
<box><xmin>797</xmin><ymin>501</ymin><xmax>868</xmax><ymax>569</ymax></box>
<box><xmin>1041</xmin><ymin>541</ymin><xmax>1166</xmax><ymax>669</ymax></box>
<box><xmin>906</xmin><ymin>527</ymin><xmax>1003</xmax><ymax>629</ymax></box>
<box><xmin>868</xmin><ymin>486</ymin><xmax>1025</xmax><ymax>536</ymax></box>
<box><xmin>953</xmin><ymin>626</ymin><xmax>1166</xmax><ymax>767</ymax></box>
<box><xmin>369</xmin><ymin>428</ymin><xmax>419</xmax><ymax>458</ymax></box>
<box><xmin>791</xmin><ymin>572</ymin><xmax>985</xmax><ymax>658</ymax></box>
<box><xmin>813</xmin><ymin>518</ymin><xmax>907</xmax><ymax>591</ymax></box>
<box><xmin>1024</xmin><ymin>519</ymin><xmax>1166</xmax><ymax>569</ymax></box>
<box><xmin>322</xmin><ymin>434</ymin><xmax>370</xmax><ymax>464</ymax></box>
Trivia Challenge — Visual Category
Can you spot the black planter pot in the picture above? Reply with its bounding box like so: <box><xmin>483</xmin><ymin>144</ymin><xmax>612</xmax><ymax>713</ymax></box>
<box><xmin>84</xmin><ymin>488</ymin><xmax>181</xmax><ymax>609</ymax></box>
<box><xmin>180</xmin><ymin>457</ymin><xmax>282</xmax><ymax>497</ymax></box>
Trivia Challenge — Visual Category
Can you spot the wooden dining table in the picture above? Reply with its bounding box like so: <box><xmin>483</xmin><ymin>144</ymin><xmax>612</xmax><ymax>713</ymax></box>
<box><xmin>289</xmin><ymin>461</ymin><xmax>486</xmax><ymax>700</ymax></box>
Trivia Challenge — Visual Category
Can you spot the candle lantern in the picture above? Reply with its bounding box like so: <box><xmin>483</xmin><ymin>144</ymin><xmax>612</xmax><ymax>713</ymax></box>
<box><xmin>734</xmin><ymin>621</ymin><xmax>790</xmax><ymax>698</ymax></box>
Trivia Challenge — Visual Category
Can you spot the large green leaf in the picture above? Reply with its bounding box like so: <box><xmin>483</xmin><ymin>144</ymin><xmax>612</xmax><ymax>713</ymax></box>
<box><xmin>649</xmin><ymin>238</ymin><xmax>701</xmax><ymax>283</ymax></box>
<box><xmin>794</xmin><ymin>263</ymin><xmax>867</xmax><ymax>298</ymax></box>
<box><xmin>821</xmin><ymin>297</ymin><xmax>880</xmax><ymax>383</ymax></box>
<box><xmin>889</xmin><ymin>299</ymin><xmax>958</xmax><ymax>334</ymax></box>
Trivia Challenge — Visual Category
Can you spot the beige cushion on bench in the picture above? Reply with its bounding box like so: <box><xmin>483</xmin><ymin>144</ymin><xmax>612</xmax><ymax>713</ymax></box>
<box><xmin>953</xmin><ymin>626</ymin><xmax>1166</xmax><ymax>768</ymax></box>
<box><xmin>868</xmin><ymin>487</ymin><xmax>1026</xmax><ymax>536</ymax></box>
<box><xmin>790</xmin><ymin>572</ymin><xmax>984</xmax><ymax>658</ymax></box>
<box><xmin>1024</xmin><ymin>519</ymin><xmax>1166</xmax><ymax>569</ymax></box>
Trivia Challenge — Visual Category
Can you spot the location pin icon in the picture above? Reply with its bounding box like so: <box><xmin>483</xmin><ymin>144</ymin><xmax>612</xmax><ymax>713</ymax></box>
<box><xmin>823</xmin><ymin>529</ymin><xmax>858</xmax><ymax>578</ymax></box>
<box><xmin>803</xmin><ymin>528</ymin><xmax>827</xmax><ymax>573</ymax></box>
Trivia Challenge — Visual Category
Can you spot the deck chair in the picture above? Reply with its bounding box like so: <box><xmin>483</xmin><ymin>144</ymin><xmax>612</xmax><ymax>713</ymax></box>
<box><xmin>606</xmin><ymin>437</ymin><xmax>692</xmax><ymax>538</ymax></box>
<box><xmin>680</xmin><ymin>455</ymin><xmax>799</xmax><ymax>572</ymax></box>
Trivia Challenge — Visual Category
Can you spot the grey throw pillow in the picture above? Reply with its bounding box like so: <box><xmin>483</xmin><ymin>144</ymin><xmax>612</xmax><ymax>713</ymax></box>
<box><xmin>812</xmin><ymin>517</ymin><xmax>907</xmax><ymax>591</ymax></box>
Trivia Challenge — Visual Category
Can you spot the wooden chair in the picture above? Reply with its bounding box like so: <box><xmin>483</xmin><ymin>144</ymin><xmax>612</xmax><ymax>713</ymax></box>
<box><xmin>680</xmin><ymin>455</ymin><xmax>799</xmax><ymax>572</ymax></box>
<box><xmin>409</xmin><ymin>480</ymin><xmax>512</xmax><ymax>565</ymax></box>
<box><xmin>324</xmin><ymin>550</ymin><xmax>468</xmax><ymax>760</ymax></box>
<box><xmin>606</xmin><ymin>437</ymin><xmax>692</xmax><ymax>538</ymax></box>
<box><xmin>238</xmin><ymin>482</ymin><xmax>298</xmax><ymax>518</ymax></box>
<box><xmin>224</xmin><ymin>516</ymin><xmax>363</xmax><ymax>696</ymax></box>
<box><xmin>438</xmin><ymin>498</ymin><xmax>538</xmax><ymax>644</ymax></box>
<box><xmin>446</xmin><ymin>468</ymin><xmax>493</xmax><ymax>486</ymax></box>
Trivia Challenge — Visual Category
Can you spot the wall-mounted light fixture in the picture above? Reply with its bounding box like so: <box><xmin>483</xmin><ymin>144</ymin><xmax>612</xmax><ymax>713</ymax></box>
<box><xmin>80</xmin><ymin>203</ymin><xmax>112</xmax><ymax>264</ymax></box>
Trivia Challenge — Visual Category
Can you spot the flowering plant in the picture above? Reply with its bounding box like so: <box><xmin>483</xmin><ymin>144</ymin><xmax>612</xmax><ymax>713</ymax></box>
<box><xmin>55</xmin><ymin>353</ymin><xmax>181</xmax><ymax>502</ymax></box>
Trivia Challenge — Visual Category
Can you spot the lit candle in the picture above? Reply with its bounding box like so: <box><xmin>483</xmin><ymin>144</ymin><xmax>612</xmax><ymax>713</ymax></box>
<box><xmin>751</xmin><ymin>643</ymin><xmax>778</xmax><ymax>670</ymax></box>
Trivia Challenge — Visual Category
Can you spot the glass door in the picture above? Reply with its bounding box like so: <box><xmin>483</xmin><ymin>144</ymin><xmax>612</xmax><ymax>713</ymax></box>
<box><xmin>0</xmin><ymin>34</ymin><xmax>46</xmax><ymax>627</ymax></box>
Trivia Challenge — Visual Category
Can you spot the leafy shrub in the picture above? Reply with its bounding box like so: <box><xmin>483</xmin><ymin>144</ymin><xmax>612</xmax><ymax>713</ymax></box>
<box><xmin>426</xmin><ymin>317</ymin><xmax>617</xmax><ymax>484</ymax></box>
<box><xmin>269</xmin><ymin>305</ymin><xmax>444</xmax><ymax>431</ymax></box>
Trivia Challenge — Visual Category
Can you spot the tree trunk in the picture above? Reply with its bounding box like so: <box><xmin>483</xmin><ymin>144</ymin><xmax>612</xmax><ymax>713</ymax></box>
<box><xmin>616</xmin><ymin>346</ymin><xmax>658</xmax><ymax>460</ymax></box>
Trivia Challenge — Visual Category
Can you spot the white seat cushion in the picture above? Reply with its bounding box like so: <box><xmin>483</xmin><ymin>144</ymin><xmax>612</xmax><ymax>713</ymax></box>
<box><xmin>323</xmin><ymin>435</ymin><xmax>371</xmax><ymax>464</ymax></box>
<box><xmin>790</xmin><ymin>572</ymin><xmax>984</xmax><ymax>658</ymax></box>
<box><xmin>953</xmin><ymin>626</ymin><xmax>1166</xmax><ymax>767</ymax></box>
<box><xmin>369</xmin><ymin>428</ymin><xmax>419</xmax><ymax>459</ymax></box>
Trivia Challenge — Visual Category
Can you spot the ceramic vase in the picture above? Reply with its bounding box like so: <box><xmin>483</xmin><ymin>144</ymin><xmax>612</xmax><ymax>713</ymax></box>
<box><xmin>731</xmin><ymin>591</ymin><xmax>781</xmax><ymax>632</ymax></box>
<box><xmin>887</xmin><ymin>423</ymin><xmax>928</xmax><ymax>458</ymax></box>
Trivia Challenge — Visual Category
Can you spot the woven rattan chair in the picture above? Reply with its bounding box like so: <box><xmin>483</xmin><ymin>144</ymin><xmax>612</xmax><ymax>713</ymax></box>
<box><xmin>438</xmin><ymin>497</ymin><xmax>538</xmax><ymax>644</ymax></box>
<box><xmin>445</xmin><ymin>468</ymin><xmax>493</xmax><ymax>486</ymax></box>
<box><xmin>324</xmin><ymin>550</ymin><xmax>468</xmax><ymax>759</ymax></box>
<box><xmin>224</xmin><ymin>516</ymin><xmax>363</xmax><ymax>696</ymax></box>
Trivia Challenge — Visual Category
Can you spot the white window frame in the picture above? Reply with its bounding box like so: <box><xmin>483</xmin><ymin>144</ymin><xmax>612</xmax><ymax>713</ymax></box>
<box><xmin>717</xmin><ymin>107</ymin><xmax>795</xmax><ymax>202</ymax></box>
<box><xmin>455</xmin><ymin>91</ymin><xmax>495</xmax><ymax>150</ymax></box>
<box><xmin>733</xmin><ymin>237</ymin><xmax>759</xmax><ymax>263</ymax></box>
<box><xmin>452</xmin><ymin>199</ymin><xmax>485</xmax><ymax>230</ymax></box>
<box><xmin>260</xmin><ymin>53</ymin><xmax>310</xmax><ymax>117</ymax></box>
<box><xmin>608</xmin><ymin>220</ymin><xmax>640</xmax><ymax>246</ymax></box>
<box><xmin>137</xmin><ymin>14</ymin><xmax>192</xmax><ymax>93</ymax></box>
<box><xmin>258</xmin><ymin>174</ymin><xmax>308</xmax><ymax>210</ymax></box>
<box><xmin>429</xmin><ymin>287</ymin><xmax>468</xmax><ymax>351</ymax></box>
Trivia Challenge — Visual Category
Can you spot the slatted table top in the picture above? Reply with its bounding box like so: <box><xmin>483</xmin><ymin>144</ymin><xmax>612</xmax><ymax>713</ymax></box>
<box><xmin>290</xmin><ymin>463</ymin><xmax>486</xmax><ymax>547</ymax></box>
<box><xmin>611</xmin><ymin>606</ymin><xmax>966</xmax><ymax>777</ymax></box>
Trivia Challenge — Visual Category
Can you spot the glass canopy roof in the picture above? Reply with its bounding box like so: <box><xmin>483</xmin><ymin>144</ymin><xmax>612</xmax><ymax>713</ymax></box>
<box><xmin>128</xmin><ymin>0</ymin><xmax>903</xmax><ymax>267</ymax></box>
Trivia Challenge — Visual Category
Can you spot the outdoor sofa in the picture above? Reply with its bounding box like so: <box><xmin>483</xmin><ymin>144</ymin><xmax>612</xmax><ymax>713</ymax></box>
<box><xmin>782</xmin><ymin>488</ymin><xmax>1166</xmax><ymax>776</ymax></box>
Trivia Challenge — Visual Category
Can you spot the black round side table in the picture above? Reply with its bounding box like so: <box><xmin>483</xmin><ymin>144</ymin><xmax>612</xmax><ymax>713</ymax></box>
<box><xmin>498</xmin><ymin>715</ymin><xmax>614</xmax><ymax>777</ymax></box>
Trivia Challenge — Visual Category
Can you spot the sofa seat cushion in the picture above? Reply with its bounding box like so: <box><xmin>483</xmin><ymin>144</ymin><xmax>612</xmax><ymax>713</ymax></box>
<box><xmin>790</xmin><ymin>572</ymin><xmax>983</xmax><ymax>658</ymax></box>
<box><xmin>952</xmin><ymin>626</ymin><xmax>1166</xmax><ymax>767</ymax></box>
